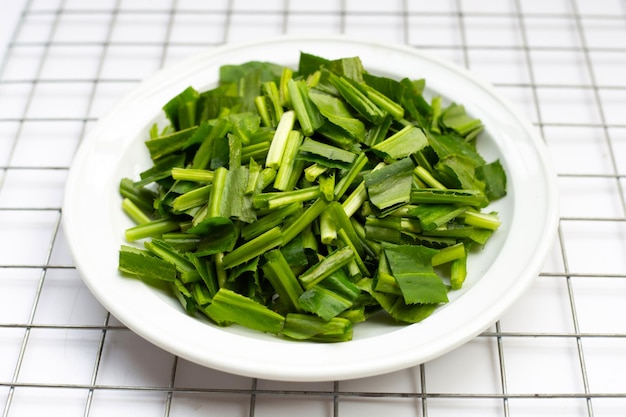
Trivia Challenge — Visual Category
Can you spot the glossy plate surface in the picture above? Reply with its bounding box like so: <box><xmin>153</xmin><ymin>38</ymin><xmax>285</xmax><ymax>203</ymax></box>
<box><xmin>63</xmin><ymin>36</ymin><xmax>558</xmax><ymax>381</ymax></box>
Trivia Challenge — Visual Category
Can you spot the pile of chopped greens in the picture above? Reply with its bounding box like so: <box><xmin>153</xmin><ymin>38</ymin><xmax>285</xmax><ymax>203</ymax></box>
<box><xmin>118</xmin><ymin>52</ymin><xmax>507</xmax><ymax>342</ymax></box>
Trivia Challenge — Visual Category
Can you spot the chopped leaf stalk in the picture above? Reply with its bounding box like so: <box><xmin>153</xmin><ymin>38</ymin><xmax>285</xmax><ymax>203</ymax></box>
<box><xmin>450</xmin><ymin>250</ymin><xmax>468</xmax><ymax>290</ymax></box>
<box><xmin>261</xmin><ymin>249</ymin><xmax>304</xmax><ymax>311</ymax></box>
<box><xmin>221</xmin><ymin>226</ymin><xmax>282</xmax><ymax>269</ymax></box>
<box><xmin>431</xmin><ymin>242</ymin><xmax>466</xmax><ymax>267</ymax></box>
<box><xmin>122</xmin><ymin>198</ymin><xmax>151</xmax><ymax>225</ymax></box>
<box><xmin>172</xmin><ymin>184</ymin><xmax>212</xmax><ymax>212</ymax></box>
<box><xmin>319</xmin><ymin>173</ymin><xmax>335</xmax><ymax>201</ymax></box>
<box><xmin>337</xmin><ymin>228</ymin><xmax>369</xmax><ymax>276</ymax></box>
<box><xmin>207</xmin><ymin>166</ymin><xmax>228</xmax><ymax>218</ymax></box>
<box><xmin>265</xmin><ymin>110</ymin><xmax>295</xmax><ymax>170</ymax></box>
<box><xmin>328</xmin><ymin>72</ymin><xmax>386</xmax><ymax>124</ymax></box>
<box><xmin>144</xmin><ymin>239</ymin><xmax>201</xmax><ymax>283</ymax></box>
<box><xmin>124</xmin><ymin>218</ymin><xmax>180</xmax><ymax>242</ymax></box>
<box><xmin>274</xmin><ymin>130</ymin><xmax>304</xmax><ymax>191</ymax></box>
<box><xmin>298</xmin><ymin>246</ymin><xmax>355</xmax><ymax>289</ymax></box>
<box><xmin>119</xmin><ymin>178</ymin><xmax>156</xmax><ymax>213</ymax></box>
<box><xmin>118</xmin><ymin>245</ymin><xmax>177</xmax><ymax>282</ymax></box>
<box><xmin>255</xmin><ymin>96</ymin><xmax>273</xmax><ymax>128</ymax></box>
<box><xmin>241</xmin><ymin>141</ymin><xmax>270</xmax><ymax>162</ymax></box>
<box><xmin>298</xmin><ymin>138</ymin><xmax>357</xmax><ymax>168</ymax></box>
<box><xmin>145</xmin><ymin>126</ymin><xmax>198</xmax><ymax>160</ymax></box>
<box><xmin>320</xmin><ymin>209</ymin><xmax>337</xmax><ymax>245</ymax></box>
<box><xmin>463</xmin><ymin>210</ymin><xmax>501</xmax><ymax>230</ymax></box>
<box><xmin>171</xmin><ymin>167</ymin><xmax>214</xmax><ymax>183</ymax></box>
<box><xmin>410</xmin><ymin>188</ymin><xmax>488</xmax><ymax>207</ymax></box>
<box><xmin>333</xmin><ymin>152</ymin><xmax>368</xmax><ymax>200</ymax></box>
<box><xmin>328</xmin><ymin>201</ymin><xmax>365</xmax><ymax>258</ymax></box>
<box><xmin>361</xmin><ymin>83</ymin><xmax>404</xmax><ymax>120</ymax></box>
<box><xmin>203</xmin><ymin>288</ymin><xmax>285</xmax><ymax>334</ymax></box>
<box><xmin>191</xmin><ymin>118</ymin><xmax>230</xmax><ymax>169</ymax></box>
<box><xmin>281</xmin><ymin>198</ymin><xmax>328</xmax><ymax>245</ymax></box>
<box><xmin>253</xmin><ymin>186</ymin><xmax>321</xmax><ymax>211</ymax></box>
<box><xmin>304</xmin><ymin>163</ymin><xmax>328</xmax><ymax>182</ymax></box>
<box><xmin>241</xmin><ymin>202</ymin><xmax>301</xmax><ymax>240</ymax></box>
<box><xmin>341</xmin><ymin>182</ymin><xmax>367</xmax><ymax>218</ymax></box>
<box><xmin>287</xmin><ymin>78</ymin><xmax>324</xmax><ymax>136</ymax></box>
<box><xmin>282</xmin><ymin>313</ymin><xmax>352</xmax><ymax>342</ymax></box>
<box><xmin>263</xmin><ymin>81</ymin><xmax>284</xmax><ymax>124</ymax></box>
<box><xmin>413</xmin><ymin>165</ymin><xmax>447</xmax><ymax>190</ymax></box>
<box><xmin>279</xmin><ymin>67</ymin><xmax>293</xmax><ymax>107</ymax></box>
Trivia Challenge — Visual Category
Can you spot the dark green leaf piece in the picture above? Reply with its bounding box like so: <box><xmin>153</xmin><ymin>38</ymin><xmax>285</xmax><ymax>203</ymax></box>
<box><xmin>384</xmin><ymin>244</ymin><xmax>448</xmax><ymax>305</ymax></box>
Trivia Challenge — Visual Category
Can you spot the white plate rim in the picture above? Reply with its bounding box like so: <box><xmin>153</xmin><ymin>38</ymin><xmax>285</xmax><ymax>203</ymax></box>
<box><xmin>63</xmin><ymin>35</ymin><xmax>559</xmax><ymax>381</ymax></box>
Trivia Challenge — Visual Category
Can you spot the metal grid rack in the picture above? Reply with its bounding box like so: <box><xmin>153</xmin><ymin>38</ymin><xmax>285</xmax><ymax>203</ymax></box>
<box><xmin>1</xmin><ymin>0</ymin><xmax>625</xmax><ymax>416</ymax></box>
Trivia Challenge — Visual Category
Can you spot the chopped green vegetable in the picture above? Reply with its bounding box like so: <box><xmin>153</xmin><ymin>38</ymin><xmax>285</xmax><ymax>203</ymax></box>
<box><xmin>371</xmin><ymin>125</ymin><xmax>428</xmax><ymax>161</ymax></box>
<box><xmin>298</xmin><ymin>138</ymin><xmax>357</xmax><ymax>169</ymax></box>
<box><xmin>282</xmin><ymin>313</ymin><xmax>353</xmax><ymax>342</ymax></box>
<box><xmin>203</xmin><ymin>288</ymin><xmax>285</xmax><ymax>334</ymax></box>
<box><xmin>119</xmin><ymin>245</ymin><xmax>177</xmax><ymax>282</ymax></box>
<box><xmin>298</xmin><ymin>246</ymin><xmax>355</xmax><ymax>290</ymax></box>
<box><xmin>117</xmin><ymin>51</ymin><xmax>507</xmax><ymax>342</ymax></box>
<box><xmin>384</xmin><ymin>244</ymin><xmax>448</xmax><ymax>305</ymax></box>
<box><xmin>364</xmin><ymin>158</ymin><xmax>415</xmax><ymax>215</ymax></box>
<box><xmin>124</xmin><ymin>218</ymin><xmax>180</xmax><ymax>242</ymax></box>
<box><xmin>261</xmin><ymin>249</ymin><xmax>304</xmax><ymax>311</ymax></box>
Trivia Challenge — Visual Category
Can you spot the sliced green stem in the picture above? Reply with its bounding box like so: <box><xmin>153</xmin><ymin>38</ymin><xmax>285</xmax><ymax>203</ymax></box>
<box><xmin>262</xmin><ymin>249</ymin><xmax>304</xmax><ymax>311</ymax></box>
<box><xmin>281</xmin><ymin>313</ymin><xmax>352</xmax><ymax>342</ymax></box>
<box><xmin>122</xmin><ymin>198</ymin><xmax>151</xmax><ymax>225</ymax></box>
<box><xmin>334</xmin><ymin>152</ymin><xmax>368</xmax><ymax>200</ymax></box>
<box><xmin>281</xmin><ymin>198</ymin><xmax>328</xmax><ymax>245</ymax></box>
<box><xmin>119</xmin><ymin>178</ymin><xmax>155</xmax><ymax>212</ymax></box>
<box><xmin>431</xmin><ymin>242</ymin><xmax>466</xmax><ymax>267</ymax></box>
<box><xmin>410</xmin><ymin>189</ymin><xmax>488</xmax><ymax>207</ymax></box>
<box><xmin>287</xmin><ymin>78</ymin><xmax>324</xmax><ymax>137</ymax></box>
<box><xmin>319</xmin><ymin>173</ymin><xmax>335</xmax><ymax>201</ymax></box>
<box><xmin>125</xmin><ymin>218</ymin><xmax>180</xmax><ymax>242</ymax></box>
<box><xmin>253</xmin><ymin>186</ymin><xmax>322</xmax><ymax>211</ymax></box>
<box><xmin>241</xmin><ymin>202</ymin><xmax>302</xmax><ymax>240</ymax></box>
<box><xmin>337</xmin><ymin>229</ymin><xmax>369</xmax><ymax>277</ymax></box>
<box><xmin>298</xmin><ymin>246</ymin><xmax>355</xmax><ymax>289</ymax></box>
<box><xmin>450</xmin><ymin>253</ymin><xmax>467</xmax><ymax>290</ymax></box>
<box><xmin>172</xmin><ymin>184</ymin><xmax>212</xmax><ymax>212</ymax></box>
<box><xmin>328</xmin><ymin>201</ymin><xmax>365</xmax><ymax>258</ymax></box>
<box><xmin>207</xmin><ymin>166</ymin><xmax>228</xmax><ymax>218</ymax></box>
<box><xmin>328</xmin><ymin>73</ymin><xmax>386</xmax><ymax>124</ymax></box>
<box><xmin>463</xmin><ymin>210</ymin><xmax>501</xmax><ymax>230</ymax></box>
<box><xmin>319</xmin><ymin>209</ymin><xmax>337</xmax><ymax>245</ymax></box>
<box><xmin>274</xmin><ymin>130</ymin><xmax>304</xmax><ymax>191</ymax></box>
<box><xmin>341</xmin><ymin>181</ymin><xmax>367</xmax><ymax>218</ymax></box>
<box><xmin>414</xmin><ymin>165</ymin><xmax>447</xmax><ymax>190</ymax></box>
<box><xmin>171</xmin><ymin>167</ymin><xmax>214</xmax><ymax>183</ymax></box>
<box><xmin>362</xmin><ymin>83</ymin><xmax>404</xmax><ymax>120</ymax></box>
<box><xmin>241</xmin><ymin>141</ymin><xmax>270</xmax><ymax>162</ymax></box>
<box><xmin>263</xmin><ymin>81</ymin><xmax>284</xmax><ymax>124</ymax></box>
<box><xmin>144</xmin><ymin>239</ymin><xmax>200</xmax><ymax>283</ymax></box>
<box><xmin>203</xmin><ymin>288</ymin><xmax>285</xmax><ymax>334</ymax></box>
<box><xmin>304</xmin><ymin>163</ymin><xmax>328</xmax><ymax>182</ymax></box>
<box><xmin>265</xmin><ymin>110</ymin><xmax>295</xmax><ymax>170</ymax></box>
<box><xmin>221</xmin><ymin>226</ymin><xmax>282</xmax><ymax>269</ymax></box>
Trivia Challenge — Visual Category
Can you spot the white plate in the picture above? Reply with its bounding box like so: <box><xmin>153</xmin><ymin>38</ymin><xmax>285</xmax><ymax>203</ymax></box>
<box><xmin>63</xmin><ymin>36</ymin><xmax>558</xmax><ymax>381</ymax></box>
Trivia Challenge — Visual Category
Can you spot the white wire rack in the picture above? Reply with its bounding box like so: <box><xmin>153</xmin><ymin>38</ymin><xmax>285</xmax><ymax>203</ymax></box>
<box><xmin>1</xmin><ymin>0</ymin><xmax>625</xmax><ymax>416</ymax></box>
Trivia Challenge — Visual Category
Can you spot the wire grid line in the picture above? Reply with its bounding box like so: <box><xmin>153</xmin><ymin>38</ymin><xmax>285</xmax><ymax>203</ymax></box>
<box><xmin>0</xmin><ymin>2</ymin><xmax>66</xmax><ymax>415</ymax></box>
<box><xmin>513</xmin><ymin>1</ymin><xmax>593</xmax><ymax>415</ymax></box>
<box><xmin>1</xmin><ymin>1</ymin><xmax>625</xmax><ymax>417</ymax></box>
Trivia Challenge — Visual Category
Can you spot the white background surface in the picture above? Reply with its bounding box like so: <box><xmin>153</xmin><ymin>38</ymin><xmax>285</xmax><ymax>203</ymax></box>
<box><xmin>1</xmin><ymin>0</ymin><xmax>625</xmax><ymax>416</ymax></box>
